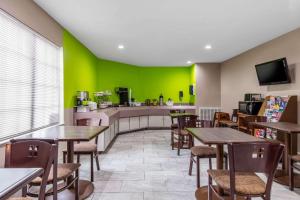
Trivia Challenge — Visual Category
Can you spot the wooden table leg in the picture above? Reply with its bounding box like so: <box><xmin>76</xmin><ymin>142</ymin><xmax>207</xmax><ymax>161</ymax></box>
<box><xmin>274</xmin><ymin>133</ymin><xmax>300</xmax><ymax>187</ymax></box>
<box><xmin>216</xmin><ymin>144</ymin><xmax>224</xmax><ymax>170</ymax></box>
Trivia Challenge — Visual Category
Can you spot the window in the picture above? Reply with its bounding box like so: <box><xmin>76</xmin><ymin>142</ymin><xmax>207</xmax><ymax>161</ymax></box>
<box><xmin>0</xmin><ymin>10</ymin><xmax>62</xmax><ymax>141</ymax></box>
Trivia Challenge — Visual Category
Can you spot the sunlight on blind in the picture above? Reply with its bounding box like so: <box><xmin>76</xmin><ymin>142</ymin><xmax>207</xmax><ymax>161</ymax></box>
<box><xmin>0</xmin><ymin>10</ymin><xmax>61</xmax><ymax>141</ymax></box>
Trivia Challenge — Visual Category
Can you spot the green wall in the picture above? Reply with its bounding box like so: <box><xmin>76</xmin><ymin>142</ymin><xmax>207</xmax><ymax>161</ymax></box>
<box><xmin>63</xmin><ymin>30</ymin><xmax>99</xmax><ymax>108</ymax></box>
<box><xmin>97</xmin><ymin>60</ymin><xmax>192</xmax><ymax>103</ymax></box>
<box><xmin>136</xmin><ymin>67</ymin><xmax>191</xmax><ymax>103</ymax></box>
<box><xmin>97</xmin><ymin>59</ymin><xmax>141</xmax><ymax>103</ymax></box>
<box><xmin>63</xmin><ymin>30</ymin><xmax>194</xmax><ymax>108</ymax></box>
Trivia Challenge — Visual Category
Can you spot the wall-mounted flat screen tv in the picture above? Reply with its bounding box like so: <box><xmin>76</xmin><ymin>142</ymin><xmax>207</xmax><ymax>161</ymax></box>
<box><xmin>255</xmin><ymin>58</ymin><xmax>291</xmax><ymax>85</ymax></box>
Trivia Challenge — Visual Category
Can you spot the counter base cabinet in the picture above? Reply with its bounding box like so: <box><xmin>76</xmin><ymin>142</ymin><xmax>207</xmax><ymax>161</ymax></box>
<box><xmin>97</xmin><ymin>122</ymin><xmax>118</xmax><ymax>152</ymax></box>
<box><xmin>149</xmin><ymin>116</ymin><xmax>164</xmax><ymax>127</ymax></box>
<box><xmin>163</xmin><ymin>116</ymin><xmax>172</xmax><ymax>127</ymax></box>
<box><xmin>130</xmin><ymin>117</ymin><xmax>140</xmax><ymax>130</ymax></box>
<box><xmin>119</xmin><ymin>118</ymin><xmax>130</xmax><ymax>132</ymax></box>
<box><xmin>97</xmin><ymin>134</ymin><xmax>105</xmax><ymax>152</ymax></box>
<box><xmin>139</xmin><ymin>116</ymin><xmax>149</xmax><ymax>128</ymax></box>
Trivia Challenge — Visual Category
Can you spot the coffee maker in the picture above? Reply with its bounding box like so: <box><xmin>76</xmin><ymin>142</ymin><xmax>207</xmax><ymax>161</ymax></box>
<box><xmin>76</xmin><ymin>91</ymin><xmax>89</xmax><ymax>106</ymax></box>
<box><xmin>115</xmin><ymin>87</ymin><xmax>129</xmax><ymax>106</ymax></box>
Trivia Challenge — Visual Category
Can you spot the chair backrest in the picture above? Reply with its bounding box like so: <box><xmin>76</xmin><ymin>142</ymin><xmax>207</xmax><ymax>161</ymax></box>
<box><xmin>5</xmin><ymin>139</ymin><xmax>57</xmax><ymax>200</ymax></box>
<box><xmin>190</xmin><ymin>119</ymin><xmax>213</xmax><ymax>128</ymax></box>
<box><xmin>76</xmin><ymin>118</ymin><xmax>102</xmax><ymax>126</ymax></box>
<box><xmin>177</xmin><ymin>115</ymin><xmax>198</xmax><ymax>130</ymax></box>
<box><xmin>213</xmin><ymin>112</ymin><xmax>230</xmax><ymax>127</ymax></box>
<box><xmin>228</xmin><ymin>142</ymin><xmax>284</xmax><ymax>197</ymax></box>
<box><xmin>76</xmin><ymin>118</ymin><xmax>101</xmax><ymax>144</ymax></box>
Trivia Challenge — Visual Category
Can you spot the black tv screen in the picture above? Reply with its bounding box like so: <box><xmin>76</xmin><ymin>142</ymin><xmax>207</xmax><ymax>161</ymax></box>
<box><xmin>255</xmin><ymin>58</ymin><xmax>291</xmax><ymax>85</ymax></box>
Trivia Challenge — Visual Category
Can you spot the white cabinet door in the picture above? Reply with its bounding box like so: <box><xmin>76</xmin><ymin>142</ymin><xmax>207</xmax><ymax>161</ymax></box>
<box><xmin>139</xmin><ymin>116</ymin><xmax>148</xmax><ymax>128</ymax></box>
<box><xmin>104</xmin><ymin>127</ymin><xmax>111</xmax><ymax>149</ymax></box>
<box><xmin>114</xmin><ymin>120</ymin><xmax>119</xmax><ymax>135</ymax></box>
<box><xmin>163</xmin><ymin>116</ymin><xmax>172</xmax><ymax>127</ymax></box>
<box><xmin>130</xmin><ymin>117</ymin><xmax>140</xmax><ymax>130</ymax></box>
<box><xmin>149</xmin><ymin>116</ymin><xmax>164</xmax><ymax>127</ymax></box>
<box><xmin>97</xmin><ymin>134</ymin><xmax>105</xmax><ymax>152</ymax></box>
<box><xmin>119</xmin><ymin>118</ymin><xmax>130</xmax><ymax>132</ymax></box>
<box><xmin>110</xmin><ymin>123</ymin><xmax>115</xmax><ymax>140</ymax></box>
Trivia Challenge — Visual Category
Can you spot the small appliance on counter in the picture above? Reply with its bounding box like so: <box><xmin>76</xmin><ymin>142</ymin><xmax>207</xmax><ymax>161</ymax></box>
<box><xmin>74</xmin><ymin>106</ymin><xmax>90</xmax><ymax>113</ymax></box>
<box><xmin>76</xmin><ymin>91</ymin><xmax>89</xmax><ymax>106</ymax></box>
<box><xmin>94</xmin><ymin>91</ymin><xmax>112</xmax><ymax>109</ymax></box>
<box><xmin>244</xmin><ymin>93</ymin><xmax>263</xmax><ymax>101</ymax></box>
<box><xmin>179</xmin><ymin>91</ymin><xmax>183</xmax><ymax>104</ymax></box>
<box><xmin>238</xmin><ymin>101</ymin><xmax>263</xmax><ymax>115</ymax></box>
<box><xmin>159</xmin><ymin>94</ymin><xmax>164</xmax><ymax>106</ymax></box>
<box><xmin>88</xmin><ymin>101</ymin><xmax>97</xmax><ymax>110</ymax></box>
<box><xmin>145</xmin><ymin>99</ymin><xmax>151</xmax><ymax>106</ymax></box>
<box><xmin>115</xmin><ymin>87</ymin><xmax>129</xmax><ymax>106</ymax></box>
<box><xmin>152</xmin><ymin>99</ymin><xmax>158</xmax><ymax>106</ymax></box>
<box><xmin>166</xmin><ymin>98</ymin><xmax>174</xmax><ymax>106</ymax></box>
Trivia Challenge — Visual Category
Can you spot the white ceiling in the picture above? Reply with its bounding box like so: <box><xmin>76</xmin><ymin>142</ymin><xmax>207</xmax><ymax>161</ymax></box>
<box><xmin>34</xmin><ymin>0</ymin><xmax>300</xmax><ymax>66</ymax></box>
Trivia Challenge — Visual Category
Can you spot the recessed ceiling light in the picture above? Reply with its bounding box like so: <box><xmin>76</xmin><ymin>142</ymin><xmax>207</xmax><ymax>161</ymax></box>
<box><xmin>118</xmin><ymin>44</ymin><xmax>124</xmax><ymax>49</ymax></box>
<box><xmin>205</xmin><ymin>44</ymin><xmax>212</xmax><ymax>50</ymax></box>
<box><xmin>187</xmin><ymin>61</ymin><xmax>192</xmax><ymax>64</ymax></box>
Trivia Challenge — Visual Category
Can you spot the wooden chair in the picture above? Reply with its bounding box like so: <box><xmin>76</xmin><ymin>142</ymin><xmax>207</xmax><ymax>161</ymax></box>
<box><xmin>207</xmin><ymin>142</ymin><xmax>284</xmax><ymax>200</ymax></box>
<box><xmin>63</xmin><ymin>118</ymin><xmax>101</xmax><ymax>182</ymax></box>
<box><xmin>5</xmin><ymin>140</ymin><xmax>57</xmax><ymax>200</ymax></box>
<box><xmin>173</xmin><ymin>115</ymin><xmax>197</xmax><ymax>156</ymax></box>
<box><xmin>213</xmin><ymin>112</ymin><xmax>231</xmax><ymax>127</ymax></box>
<box><xmin>188</xmin><ymin>120</ymin><xmax>228</xmax><ymax>188</ymax></box>
<box><xmin>289</xmin><ymin>154</ymin><xmax>300</xmax><ymax>191</ymax></box>
<box><xmin>9</xmin><ymin>139</ymin><xmax>80</xmax><ymax>200</ymax></box>
<box><xmin>170</xmin><ymin>110</ymin><xmax>185</xmax><ymax>149</ymax></box>
<box><xmin>239</xmin><ymin>115</ymin><xmax>267</xmax><ymax>135</ymax></box>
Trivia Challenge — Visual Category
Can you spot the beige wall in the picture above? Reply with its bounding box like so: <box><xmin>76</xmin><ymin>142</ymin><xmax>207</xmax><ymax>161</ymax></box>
<box><xmin>221</xmin><ymin>27</ymin><xmax>300</xmax><ymax>149</ymax></box>
<box><xmin>195</xmin><ymin>63</ymin><xmax>221</xmax><ymax>109</ymax></box>
<box><xmin>221</xmin><ymin>27</ymin><xmax>300</xmax><ymax>116</ymax></box>
<box><xmin>0</xmin><ymin>0</ymin><xmax>62</xmax><ymax>46</ymax></box>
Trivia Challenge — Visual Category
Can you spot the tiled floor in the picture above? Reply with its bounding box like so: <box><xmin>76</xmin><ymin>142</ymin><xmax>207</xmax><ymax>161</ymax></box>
<box><xmin>77</xmin><ymin>130</ymin><xmax>300</xmax><ymax>200</ymax></box>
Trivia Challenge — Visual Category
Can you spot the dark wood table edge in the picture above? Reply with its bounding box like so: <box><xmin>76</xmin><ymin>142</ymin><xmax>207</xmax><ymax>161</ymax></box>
<box><xmin>0</xmin><ymin>168</ymin><xmax>43</xmax><ymax>200</ymax></box>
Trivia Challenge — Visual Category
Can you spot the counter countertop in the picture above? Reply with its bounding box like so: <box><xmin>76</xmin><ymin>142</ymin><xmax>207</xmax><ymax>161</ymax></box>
<box><xmin>74</xmin><ymin>105</ymin><xmax>196</xmax><ymax>117</ymax></box>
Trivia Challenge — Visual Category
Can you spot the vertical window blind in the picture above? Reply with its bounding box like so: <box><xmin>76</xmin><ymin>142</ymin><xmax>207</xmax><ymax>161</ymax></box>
<box><xmin>0</xmin><ymin>10</ymin><xmax>62</xmax><ymax>141</ymax></box>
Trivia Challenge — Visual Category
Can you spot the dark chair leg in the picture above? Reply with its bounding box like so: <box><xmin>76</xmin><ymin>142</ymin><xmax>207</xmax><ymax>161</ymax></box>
<box><xmin>75</xmin><ymin>169</ymin><xmax>79</xmax><ymax>200</ymax></box>
<box><xmin>208</xmin><ymin>158</ymin><xmax>212</xmax><ymax>170</ymax></box>
<box><xmin>95</xmin><ymin>151</ymin><xmax>100</xmax><ymax>171</ymax></box>
<box><xmin>289</xmin><ymin>157</ymin><xmax>294</xmax><ymax>191</ymax></box>
<box><xmin>63</xmin><ymin>152</ymin><xmax>66</xmax><ymax>163</ymax></box>
<box><xmin>22</xmin><ymin>186</ymin><xmax>27</xmax><ymax>197</ymax></box>
<box><xmin>177</xmin><ymin>135</ymin><xmax>181</xmax><ymax>156</ymax></box>
<box><xmin>208</xmin><ymin>175</ymin><xmax>212</xmax><ymax>200</ymax></box>
<box><xmin>224</xmin><ymin>155</ymin><xmax>228</xmax><ymax>170</ymax></box>
<box><xmin>189</xmin><ymin>153</ymin><xmax>193</xmax><ymax>176</ymax></box>
<box><xmin>171</xmin><ymin>131</ymin><xmax>174</xmax><ymax>150</ymax></box>
<box><xmin>77</xmin><ymin>154</ymin><xmax>80</xmax><ymax>163</ymax></box>
<box><xmin>91</xmin><ymin>153</ymin><xmax>94</xmax><ymax>182</ymax></box>
<box><xmin>196</xmin><ymin>156</ymin><xmax>200</xmax><ymax>188</ymax></box>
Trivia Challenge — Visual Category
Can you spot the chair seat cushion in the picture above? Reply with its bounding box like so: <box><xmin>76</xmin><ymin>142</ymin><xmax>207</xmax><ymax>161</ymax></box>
<box><xmin>191</xmin><ymin>146</ymin><xmax>217</xmax><ymax>157</ymax></box>
<box><xmin>207</xmin><ymin>170</ymin><xmax>266</xmax><ymax>195</ymax></box>
<box><xmin>31</xmin><ymin>163</ymin><xmax>81</xmax><ymax>185</ymax></box>
<box><xmin>171</xmin><ymin>123</ymin><xmax>178</xmax><ymax>129</ymax></box>
<box><xmin>291</xmin><ymin>154</ymin><xmax>300</xmax><ymax>162</ymax></box>
<box><xmin>74</xmin><ymin>142</ymin><xmax>97</xmax><ymax>152</ymax></box>
<box><xmin>172</xmin><ymin>129</ymin><xmax>190</xmax><ymax>136</ymax></box>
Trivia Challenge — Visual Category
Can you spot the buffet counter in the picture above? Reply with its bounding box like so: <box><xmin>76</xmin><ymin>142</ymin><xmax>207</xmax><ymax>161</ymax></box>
<box><xmin>73</xmin><ymin>105</ymin><xmax>196</xmax><ymax>151</ymax></box>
